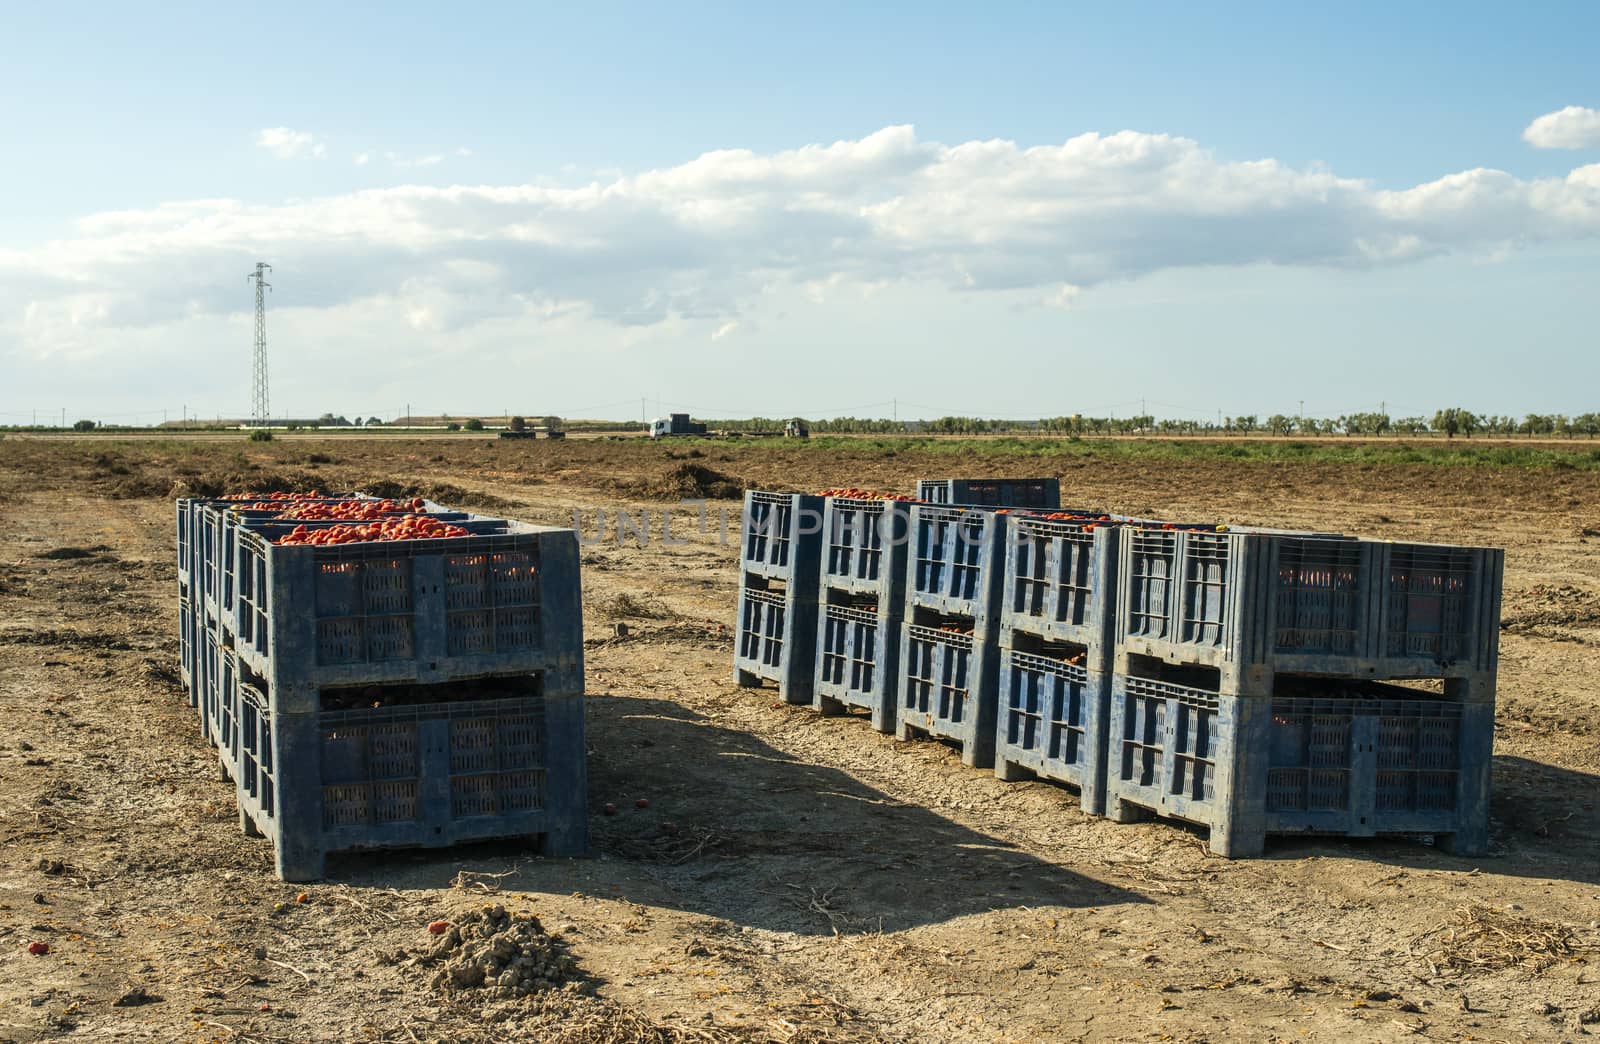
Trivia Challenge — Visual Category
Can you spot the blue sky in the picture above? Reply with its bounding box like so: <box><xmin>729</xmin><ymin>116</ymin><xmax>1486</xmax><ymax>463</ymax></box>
<box><xmin>3</xmin><ymin>2</ymin><xmax>1598</xmax><ymax>424</ymax></box>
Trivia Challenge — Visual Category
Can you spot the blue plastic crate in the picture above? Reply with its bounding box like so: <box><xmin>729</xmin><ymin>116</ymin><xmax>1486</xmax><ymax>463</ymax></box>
<box><xmin>740</xmin><ymin>491</ymin><xmax>824</xmax><ymax>583</ymax></box>
<box><xmin>733</xmin><ymin>574</ymin><xmax>818</xmax><ymax>705</ymax></box>
<box><xmin>1104</xmin><ymin>674</ymin><xmax>1491</xmax><ymax>856</ymax></box>
<box><xmin>906</xmin><ymin>504</ymin><xmax>1009</xmax><ymax>628</ymax></box>
<box><xmin>1003</xmin><ymin>517</ymin><xmax>1120</xmax><ymax>659</ymax></box>
<box><xmin>1115</xmin><ymin>530</ymin><xmax>1502</xmax><ymax>696</ymax></box>
<box><xmin>994</xmin><ymin>644</ymin><xmax>1110</xmax><ymax>814</ymax></box>
<box><xmin>915</xmin><ymin>479</ymin><xmax>1062</xmax><ymax>510</ymax></box>
<box><xmin>813</xmin><ymin>598</ymin><xmax>902</xmax><ymax>733</ymax></box>
<box><xmin>821</xmin><ymin>497</ymin><xmax>911</xmax><ymax>601</ymax></box>
<box><xmin>230</xmin><ymin>519</ymin><xmax>584</xmax><ymax>700</ymax></box>
<box><xmin>896</xmin><ymin>623</ymin><xmax>1002</xmax><ymax>768</ymax></box>
<box><xmin>234</xmin><ymin>690</ymin><xmax>587</xmax><ymax>882</ymax></box>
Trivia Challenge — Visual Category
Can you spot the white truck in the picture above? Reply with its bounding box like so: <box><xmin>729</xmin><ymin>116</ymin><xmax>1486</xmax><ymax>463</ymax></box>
<box><xmin>648</xmin><ymin>413</ymin><xmax>708</xmax><ymax>438</ymax></box>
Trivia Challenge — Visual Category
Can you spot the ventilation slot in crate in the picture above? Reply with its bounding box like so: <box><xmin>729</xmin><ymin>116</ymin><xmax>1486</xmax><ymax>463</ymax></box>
<box><xmin>1275</xmin><ymin>540</ymin><xmax>1363</xmax><ymax>655</ymax></box>
<box><xmin>904</xmin><ymin>625</ymin><xmax>974</xmax><ymax>725</ymax></box>
<box><xmin>819</xmin><ymin>604</ymin><xmax>880</xmax><ymax>696</ymax></box>
<box><xmin>1386</xmin><ymin>548</ymin><xmax>1475</xmax><ymax>661</ymax></box>
<box><xmin>1119</xmin><ymin>677</ymin><xmax>1217</xmax><ymax>801</ymax></box>
<box><xmin>1180</xmin><ymin>534</ymin><xmax>1231</xmax><ymax>648</ymax></box>
<box><xmin>744</xmin><ymin>492</ymin><xmax>796</xmax><ymax>570</ymax></box>
<box><xmin>738</xmin><ymin>588</ymin><xmax>787</xmax><ymax>668</ymax></box>
<box><xmin>1126</xmin><ymin>532</ymin><xmax>1177</xmax><ymax>640</ymax></box>
<box><xmin>826</xmin><ymin>500</ymin><xmax>891</xmax><ymax>583</ymax></box>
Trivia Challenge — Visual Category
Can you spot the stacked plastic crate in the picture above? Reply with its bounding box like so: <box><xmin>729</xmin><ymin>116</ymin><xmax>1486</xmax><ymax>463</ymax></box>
<box><xmin>176</xmin><ymin>494</ymin><xmax>587</xmax><ymax>882</ymax></box>
<box><xmin>728</xmin><ymin>478</ymin><xmax>1504</xmax><ymax>857</ymax></box>
<box><xmin>894</xmin><ymin>503</ymin><xmax>1014</xmax><ymax>767</ymax></box>
<box><xmin>812</xmin><ymin>496</ymin><xmax>912</xmax><ymax>733</ymax></box>
<box><xmin>993</xmin><ymin>514</ymin><xmax>1122</xmax><ymax>812</ymax></box>
<box><xmin>733</xmin><ymin>491</ymin><xmax>824</xmax><ymax>704</ymax></box>
<box><xmin>1104</xmin><ymin>528</ymin><xmax>1502</xmax><ymax>856</ymax></box>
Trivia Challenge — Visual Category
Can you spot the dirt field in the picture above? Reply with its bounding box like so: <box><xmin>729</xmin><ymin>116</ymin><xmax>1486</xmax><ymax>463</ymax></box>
<box><xmin>1</xmin><ymin>436</ymin><xmax>1597</xmax><ymax>1043</ymax></box>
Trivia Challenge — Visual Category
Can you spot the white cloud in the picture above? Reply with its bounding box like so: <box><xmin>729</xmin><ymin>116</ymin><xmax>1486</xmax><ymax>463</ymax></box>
<box><xmin>456</xmin><ymin>147</ymin><xmax>473</xmax><ymax>158</ymax></box>
<box><xmin>387</xmin><ymin>152</ymin><xmax>446</xmax><ymax>168</ymax></box>
<box><xmin>1044</xmin><ymin>284</ymin><xmax>1083</xmax><ymax>308</ymax></box>
<box><xmin>5</xmin><ymin>125</ymin><xmax>1600</xmax><ymax>367</ymax></box>
<box><xmin>711</xmin><ymin>320</ymin><xmax>739</xmax><ymax>341</ymax></box>
<box><xmin>256</xmin><ymin>127</ymin><xmax>324</xmax><ymax>159</ymax></box>
<box><xmin>353</xmin><ymin>152</ymin><xmax>371</xmax><ymax>166</ymax></box>
<box><xmin>1523</xmin><ymin>106</ymin><xmax>1600</xmax><ymax>149</ymax></box>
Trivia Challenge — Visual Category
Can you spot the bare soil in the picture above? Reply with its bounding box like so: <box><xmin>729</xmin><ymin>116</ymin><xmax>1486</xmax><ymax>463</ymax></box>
<box><xmin>1</xmin><ymin>436</ymin><xmax>1598</xmax><ymax>1043</ymax></box>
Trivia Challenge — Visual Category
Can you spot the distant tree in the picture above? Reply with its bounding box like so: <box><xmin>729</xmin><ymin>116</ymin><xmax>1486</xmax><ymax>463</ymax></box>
<box><xmin>540</xmin><ymin>415</ymin><xmax>561</xmax><ymax>431</ymax></box>
<box><xmin>508</xmin><ymin>416</ymin><xmax>527</xmax><ymax>432</ymax></box>
<box><xmin>445</xmin><ymin>422</ymin><xmax>462</xmax><ymax>432</ymax></box>
<box><xmin>367</xmin><ymin>416</ymin><xmax>384</xmax><ymax>427</ymax></box>
<box><xmin>464</xmin><ymin>418</ymin><xmax>484</xmax><ymax>431</ymax></box>
<box><xmin>72</xmin><ymin>419</ymin><xmax>96</xmax><ymax>431</ymax></box>
<box><xmin>1574</xmin><ymin>413</ymin><xmax>1600</xmax><ymax>438</ymax></box>
<box><xmin>248</xmin><ymin>429</ymin><xmax>273</xmax><ymax>442</ymax></box>
<box><xmin>1393</xmin><ymin>416</ymin><xmax>1428</xmax><ymax>436</ymax></box>
<box><xmin>1267</xmin><ymin>414</ymin><xmax>1293</xmax><ymax>436</ymax></box>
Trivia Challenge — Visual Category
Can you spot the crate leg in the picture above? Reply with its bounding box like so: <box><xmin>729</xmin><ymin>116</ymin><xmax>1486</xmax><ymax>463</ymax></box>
<box><xmin>868</xmin><ymin>701</ymin><xmax>895</xmax><ymax>735</ymax></box>
<box><xmin>541</xmin><ymin>692</ymin><xmax>589</xmax><ymax>859</ymax></box>
<box><xmin>734</xmin><ymin>669</ymin><xmax>763</xmax><ymax>689</ymax></box>
<box><xmin>814</xmin><ymin>694</ymin><xmax>846</xmax><ymax>717</ymax></box>
<box><xmin>995</xmin><ymin>757</ymin><xmax>1032</xmax><ymax>783</ymax></box>
<box><xmin>1439</xmin><ymin>701</ymin><xmax>1493</xmax><ymax>859</ymax></box>
<box><xmin>960</xmin><ymin>739</ymin><xmax>995</xmax><ymax>771</ymax></box>
<box><xmin>275</xmin><ymin>841</ymin><xmax>325</xmax><ymax>884</ymax></box>
<box><xmin>539</xmin><ymin>823</ymin><xmax>588</xmax><ymax>858</ymax></box>
<box><xmin>218</xmin><ymin>759</ymin><xmax>232</xmax><ymax>784</ymax></box>
<box><xmin>1107</xmin><ymin>798</ymin><xmax>1151</xmax><ymax>824</ymax></box>
<box><xmin>1206</xmin><ymin>822</ymin><xmax>1266</xmax><ymax>859</ymax></box>
<box><xmin>240</xmin><ymin>805</ymin><xmax>263</xmax><ymax>838</ymax></box>
<box><xmin>1436</xmin><ymin>826</ymin><xmax>1487</xmax><ymax>857</ymax></box>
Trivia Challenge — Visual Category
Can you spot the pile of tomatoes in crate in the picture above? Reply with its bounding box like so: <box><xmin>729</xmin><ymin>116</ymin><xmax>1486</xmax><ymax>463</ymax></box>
<box><xmin>814</xmin><ymin>488</ymin><xmax>915</xmax><ymax>501</ymax></box>
<box><xmin>224</xmin><ymin>490</ymin><xmax>330</xmax><ymax>502</ymax></box>
<box><xmin>272</xmin><ymin>514</ymin><xmax>470</xmax><ymax>546</ymax></box>
<box><xmin>278</xmin><ymin>498</ymin><xmax>427</xmax><ymax>521</ymax></box>
<box><xmin>215</xmin><ymin>492</ymin><xmax>474</xmax><ymax>546</ymax></box>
